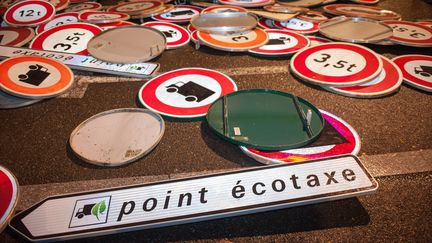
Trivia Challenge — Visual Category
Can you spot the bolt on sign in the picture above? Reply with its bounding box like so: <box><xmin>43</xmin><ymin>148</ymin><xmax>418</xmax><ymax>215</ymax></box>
<box><xmin>10</xmin><ymin>155</ymin><xmax>377</xmax><ymax>242</ymax></box>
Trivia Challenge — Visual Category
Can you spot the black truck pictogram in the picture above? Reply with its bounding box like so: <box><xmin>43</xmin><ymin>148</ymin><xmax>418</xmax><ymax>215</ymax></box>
<box><xmin>75</xmin><ymin>203</ymin><xmax>96</xmax><ymax>219</ymax></box>
<box><xmin>18</xmin><ymin>64</ymin><xmax>51</xmax><ymax>86</ymax></box>
<box><xmin>167</xmin><ymin>10</ymin><xmax>195</xmax><ymax>17</ymax></box>
<box><xmin>414</xmin><ymin>65</ymin><xmax>432</xmax><ymax>78</ymax></box>
<box><xmin>166</xmin><ymin>81</ymin><xmax>215</xmax><ymax>102</ymax></box>
<box><xmin>267</xmin><ymin>37</ymin><xmax>291</xmax><ymax>45</ymax></box>
<box><xmin>162</xmin><ymin>30</ymin><xmax>177</xmax><ymax>38</ymax></box>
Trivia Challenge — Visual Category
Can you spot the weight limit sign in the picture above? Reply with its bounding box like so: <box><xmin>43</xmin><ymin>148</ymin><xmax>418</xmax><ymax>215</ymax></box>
<box><xmin>290</xmin><ymin>42</ymin><xmax>382</xmax><ymax>87</ymax></box>
<box><xmin>138</xmin><ymin>68</ymin><xmax>237</xmax><ymax>120</ymax></box>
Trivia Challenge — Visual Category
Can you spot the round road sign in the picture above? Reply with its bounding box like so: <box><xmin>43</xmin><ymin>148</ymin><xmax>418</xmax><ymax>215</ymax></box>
<box><xmin>87</xmin><ymin>26</ymin><xmax>166</xmax><ymax>64</ymax></box>
<box><xmin>0</xmin><ymin>166</ymin><xmax>19</xmax><ymax>233</ymax></box>
<box><xmin>290</xmin><ymin>42</ymin><xmax>382</xmax><ymax>87</ymax></box>
<box><xmin>197</xmin><ymin>28</ymin><xmax>269</xmax><ymax>52</ymax></box>
<box><xmin>0</xmin><ymin>56</ymin><xmax>74</xmax><ymax>99</ymax></box>
<box><xmin>326</xmin><ymin>55</ymin><xmax>403</xmax><ymax>98</ymax></box>
<box><xmin>152</xmin><ymin>5</ymin><xmax>202</xmax><ymax>23</ymax></box>
<box><xmin>79</xmin><ymin>11</ymin><xmax>130</xmax><ymax>24</ymax></box>
<box><xmin>70</xmin><ymin>108</ymin><xmax>165</xmax><ymax>167</ymax></box>
<box><xmin>307</xmin><ymin>36</ymin><xmax>331</xmax><ymax>46</ymax></box>
<box><xmin>206</xmin><ymin>89</ymin><xmax>325</xmax><ymax>151</ymax></box>
<box><xmin>249</xmin><ymin>29</ymin><xmax>310</xmax><ymax>57</ymax></box>
<box><xmin>274</xmin><ymin>18</ymin><xmax>319</xmax><ymax>34</ymax></box>
<box><xmin>392</xmin><ymin>55</ymin><xmax>432</xmax><ymax>92</ymax></box>
<box><xmin>0</xmin><ymin>27</ymin><xmax>35</xmax><ymax>47</ymax></box>
<box><xmin>240</xmin><ymin>109</ymin><xmax>360</xmax><ymax>164</ymax></box>
<box><xmin>30</xmin><ymin>23</ymin><xmax>103</xmax><ymax>55</ymax></box>
<box><xmin>36</xmin><ymin>12</ymin><xmax>79</xmax><ymax>34</ymax></box>
<box><xmin>138</xmin><ymin>68</ymin><xmax>237</xmax><ymax>119</ymax></box>
<box><xmin>382</xmin><ymin>20</ymin><xmax>432</xmax><ymax>47</ymax></box>
<box><xmin>65</xmin><ymin>1</ymin><xmax>102</xmax><ymax>12</ymax></box>
<box><xmin>4</xmin><ymin>0</ymin><xmax>55</xmax><ymax>27</ymax></box>
<box><xmin>142</xmin><ymin>21</ymin><xmax>190</xmax><ymax>49</ymax></box>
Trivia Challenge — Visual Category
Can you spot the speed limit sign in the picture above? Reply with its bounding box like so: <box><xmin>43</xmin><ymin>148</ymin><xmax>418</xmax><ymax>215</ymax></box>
<box><xmin>30</xmin><ymin>23</ymin><xmax>103</xmax><ymax>55</ymax></box>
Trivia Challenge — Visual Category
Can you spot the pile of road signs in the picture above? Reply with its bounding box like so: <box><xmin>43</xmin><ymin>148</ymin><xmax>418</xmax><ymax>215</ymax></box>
<box><xmin>0</xmin><ymin>55</ymin><xmax>74</xmax><ymax>108</ymax></box>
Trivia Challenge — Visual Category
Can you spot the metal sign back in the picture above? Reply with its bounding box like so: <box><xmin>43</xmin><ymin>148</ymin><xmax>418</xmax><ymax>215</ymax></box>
<box><xmin>190</xmin><ymin>12</ymin><xmax>258</xmax><ymax>34</ymax></box>
<box><xmin>0</xmin><ymin>45</ymin><xmax>160</xmax><ymax>79</ymax></box>
<box><xmin>10</xmin><ymin>155</ymin><xmax>377</xmax><ymax>242</ymax></box>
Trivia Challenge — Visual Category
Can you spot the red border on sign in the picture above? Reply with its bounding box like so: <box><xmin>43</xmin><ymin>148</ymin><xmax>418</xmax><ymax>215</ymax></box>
<box><xmin>0</xmin><ymin>27</ymin><xmax>35</xmax><ymax>46</ymax></box>
<box><xmin>392</xmin><ymin>55</ymin><xmax>432</xmax><ymax>90</ymax></box>
<box><xmin>142</xmin><ymin>21</ymin><xmax>190</xmax><ymax>48</ymax></box>
<box><xmin>0</xmin><ymin>56</ymin><xmax>74</xmax><ymax>98</ymax></box>
<box><xmin>4</xmin><ymin>1</ymin><xmax>55</xmax><ymax>26</ymax></box>
<box><xmin>291</xmin><ymin>43</ymin><xmax>381</xmax><ymax>84</ymax></box>
<box><xmin>152</xmin><ymin>5</ymin><xmax>202</xmax><ymax>22</ymax></box>
<box><xmin>139</xmin><ymin>68</ymin><xmax>237</xmax><ymax>118</ymax></box>
<box><xmin>36</xmin><ymin>12</ymin><xmax>79</xmax><ymax>34</ymax></box>
<box><xmin>30</xmin><ymin>23</ymin><xmax>103</xmax><ymax>55</ymax></box>
<box><xmin>249</xmin><ymin>29</ymin><xmax>310</xmax><ymax>55</ymax></box>
<box><xmin>383</xmin><ymin>21</ymin><xmax>432</xmax><ymax>45</ymax></box>
<box><xmin>244</xmin><ymin>110</ymin><xmax>360</xmax><ymax>164</ymax></box>
<box><xmin>331</xmin><ymin>55</ymin><xmax>403</xmax><ymax>96</ymax></box>
<box><xmin>108</xmin><ymin>1</ymin><xmax>163</xmax><ymax>13</ymax></box>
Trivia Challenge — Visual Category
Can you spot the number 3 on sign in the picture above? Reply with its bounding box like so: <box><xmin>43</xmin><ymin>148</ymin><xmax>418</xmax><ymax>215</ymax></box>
<box><xmin>306</xmin><ymin>50</ymin><xmax>366</xmax><ymax>77</ymax></box>
<box><xmin>313</xmin><ymin>53</ymin><xmax>358</xmax><ymax>72</ymax></box>
<box><xmin>53</xmin><ymin>32</ymin><xmax>86</xmax><ymax>51</ymax></box>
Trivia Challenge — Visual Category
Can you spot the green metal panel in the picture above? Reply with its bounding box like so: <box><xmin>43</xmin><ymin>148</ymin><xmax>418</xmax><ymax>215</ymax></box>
<box><xmin>206</xmin><ymin>89</ymin><xmax>324</xmax><ymax>151</ymax></box>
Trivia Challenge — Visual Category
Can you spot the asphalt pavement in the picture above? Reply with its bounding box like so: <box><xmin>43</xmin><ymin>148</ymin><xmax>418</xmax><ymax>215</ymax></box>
<box><xmin>0</xmin><ymin>0</ymin><xmax>431</xmax><ymax>242</ymax></box>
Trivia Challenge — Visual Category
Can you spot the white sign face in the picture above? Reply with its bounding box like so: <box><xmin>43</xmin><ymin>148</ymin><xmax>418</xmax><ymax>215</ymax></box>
<box><xmin>280</xmin><ymin>18</ymin><xmax>314</xmax><ymax>30</ymax></box>
<box><xmin>10</xmin><ymin>156</ymin><xmax>377</xmax><ymax>242</ymax></box>
<box><xmin>389</xmin><ymin>23</ymin><xmax>432</xmax><ymax>41</ymax></box>
<box><xmin>12</xmin><ymin>4</ymin><xmax>48</xmax><ymax>22</ymax></box>
<box><xmin>40</xmin><ymin>15</ymin><xmax>79</xmax><ymax>33</ymax></box>
<box><xmin>404</xmin><ymin>60</ymin><xmax>432</xmax><ymax>83</ymax></box>
<box><xmin>304</xmin><ymin>48</ymin><xmax>367</xmax><ymax>77</ymax></box>
<box><xmin>155</xmin><ymin>74</ymin><xmax>222</xmax><ymax>108</ymax></box>
<box><xmin>41</xmin><ymin>28</ymin><xmax>94</xmax><ymax>53</ymax></box>
<box><xmin>7</xmin><ymin>61</ymin><xmax>61</xmax><ymax>88</ymax></box>
<box><xmin>0</xmin><ymin>45</ymin><xmax>160</xmax><ymax>78</ymax></box>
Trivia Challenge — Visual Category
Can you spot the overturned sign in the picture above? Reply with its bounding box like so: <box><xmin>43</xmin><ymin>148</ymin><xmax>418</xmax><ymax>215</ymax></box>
<box><xmin>0</xmin><ymin>45</ymin><xmax>160</xmax><ymax>78</ymax></box>
<box><xmin>10</xmin><ymin>155</ymin><xmax>377</xmax><ymax>242</ymax></box>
